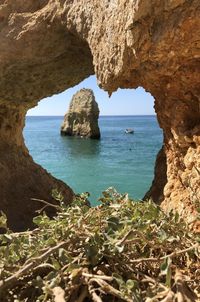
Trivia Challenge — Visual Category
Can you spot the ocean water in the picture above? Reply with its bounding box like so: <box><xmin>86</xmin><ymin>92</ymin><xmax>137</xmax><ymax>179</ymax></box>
<box><xmin>24</xmin><ymin>116</ymin><xmax>163</xmax><ymax>205</ymax></box>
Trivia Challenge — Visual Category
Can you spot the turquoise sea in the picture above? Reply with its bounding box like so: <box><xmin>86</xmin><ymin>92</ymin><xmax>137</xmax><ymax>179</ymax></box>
<box><xmin>24</xmin><ymin>116</ymin><xmax>163</xmax><ymax>205</ymax></box>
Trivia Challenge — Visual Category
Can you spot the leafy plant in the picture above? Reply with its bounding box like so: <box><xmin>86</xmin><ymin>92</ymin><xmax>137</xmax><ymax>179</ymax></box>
<box><xmin>0</xmin><ymin>188</ymin><xmax>199</xmax><ymax>301</ymax></box>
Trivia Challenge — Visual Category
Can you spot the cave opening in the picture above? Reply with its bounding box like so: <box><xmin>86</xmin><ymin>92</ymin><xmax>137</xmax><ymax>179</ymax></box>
<box><xmin>25</xmin><ymin>76</ymin><xmax>163</xmax><ymax>204</ymax></box>
<box><xmin>0</xmin><ymin>0</ymin><xmax>198</xmax><ymax>232</ymax></box>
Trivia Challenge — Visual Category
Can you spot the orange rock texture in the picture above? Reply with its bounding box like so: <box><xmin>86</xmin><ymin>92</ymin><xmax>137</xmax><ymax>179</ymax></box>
<box><xmin>0</xmin><ymin>0</ymin><xmax>199</xmax><ymax>230</ymax></box>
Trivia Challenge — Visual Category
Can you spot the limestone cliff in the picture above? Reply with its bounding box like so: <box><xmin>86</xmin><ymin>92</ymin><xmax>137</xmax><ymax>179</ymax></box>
<box><xmin>61</xmin><ymin>89</ymin><xmax>100</xmax><ymax>139</ymax></box>
<box><xmin>0</xmin><ymin>0</ymin><xmax>199</xmax><ymax>230</ymax></box>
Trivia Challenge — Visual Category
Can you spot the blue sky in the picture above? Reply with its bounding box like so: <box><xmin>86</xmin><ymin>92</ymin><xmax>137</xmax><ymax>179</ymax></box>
<box><xmin>27</xmin><ymin>75</ymin><xmax>155</xmax><ymax>116</ymax></box>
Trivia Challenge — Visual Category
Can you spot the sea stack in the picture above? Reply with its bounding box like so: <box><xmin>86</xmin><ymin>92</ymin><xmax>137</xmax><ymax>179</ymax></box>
<box><xmin>61</xmin><ymin>89</ymin><xmax>100</xmax><ymax>139</ymax></box>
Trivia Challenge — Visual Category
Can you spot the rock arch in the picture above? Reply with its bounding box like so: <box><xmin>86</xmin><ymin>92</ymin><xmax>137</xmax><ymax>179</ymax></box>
<box><xmin>0</xmin><ymin>0</ymin><xmax>199</xmax><ymax>230</ymax></box>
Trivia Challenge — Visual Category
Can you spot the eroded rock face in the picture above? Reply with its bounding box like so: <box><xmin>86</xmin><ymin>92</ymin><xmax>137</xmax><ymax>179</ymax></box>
<box><xmin>0</xmin><ymin>103</ymin><xmax>74</xmax><ymax>231</ymax></box>
<box><xmin>61</xmin><ymin>89</ymin><xmax>100</xmax><ymax>139</ymax></box>
<box><xmin>0</xmin><ymin>0</ymin><xmax>199</xmax><ymax>229</ymax></box>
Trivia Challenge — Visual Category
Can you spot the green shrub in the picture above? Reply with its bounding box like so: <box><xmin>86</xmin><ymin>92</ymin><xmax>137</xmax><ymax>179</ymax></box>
<box><xmin>0</xmin><ymin>188</ymin><xmax>199</xmax><ymax>301</ymax></box>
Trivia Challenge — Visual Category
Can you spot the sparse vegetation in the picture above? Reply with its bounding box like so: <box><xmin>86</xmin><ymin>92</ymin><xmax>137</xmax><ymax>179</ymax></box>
<box><xmin>0</xmin><ymin>188</ymin><xmax>199</xmax><ymax>301</ymax></box>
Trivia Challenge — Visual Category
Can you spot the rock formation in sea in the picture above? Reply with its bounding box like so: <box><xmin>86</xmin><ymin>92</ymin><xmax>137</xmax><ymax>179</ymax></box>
<box><xmin>0</xmin><ymin>0</ymin><xmax>199</xmax><ymax>230</ymax></box>
<box><xmin>61</xmin><ymin>89</ymin><xmax>100</xmax><ymax>139</ymax></box>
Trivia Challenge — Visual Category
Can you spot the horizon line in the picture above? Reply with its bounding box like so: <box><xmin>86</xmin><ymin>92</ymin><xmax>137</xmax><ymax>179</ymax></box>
<box><xmin>26</xmin><ymin>114</ymin><xmax>156</xmax><ymax>117</ymax></box>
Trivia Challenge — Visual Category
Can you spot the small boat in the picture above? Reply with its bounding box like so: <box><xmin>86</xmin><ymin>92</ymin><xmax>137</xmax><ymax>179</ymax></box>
<box><xmin>125</xmin><ymin>128</ymin><xmax>134</xmax><ymax>134</ymax></box>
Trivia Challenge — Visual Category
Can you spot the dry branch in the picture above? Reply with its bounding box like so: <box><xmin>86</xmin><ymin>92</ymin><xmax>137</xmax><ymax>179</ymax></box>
<box><xmin>0</xmin><ymin>241</ymin><xmax>68</xmax><ymax>293</ymax></box>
